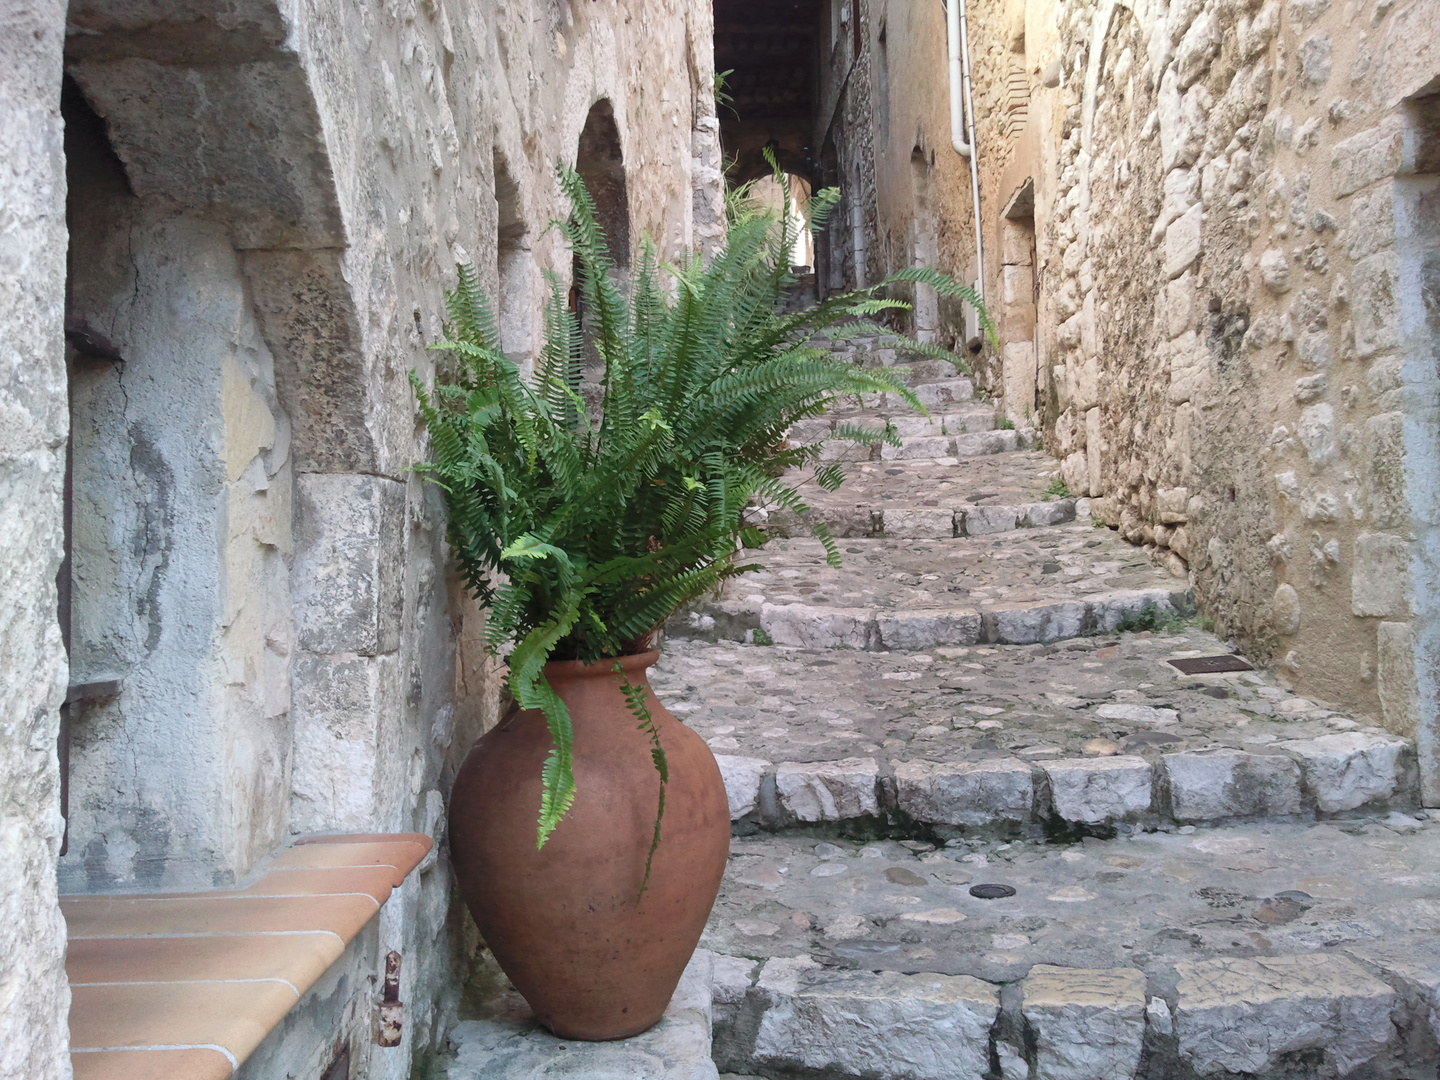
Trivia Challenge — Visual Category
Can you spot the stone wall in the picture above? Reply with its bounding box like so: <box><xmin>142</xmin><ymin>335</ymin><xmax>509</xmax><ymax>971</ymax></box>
<box><xmin>0</xmin><ymin>3</ymin><xmax>73</xmax><ymax>1079</ymax></box>
<box><xmin>851</xmin><ymin>0</ymin><xmax>1440</xmax><ymax>801</ymax></box>
<box><xmin>6</xmin><ymin>0</ymin><xmax>720</xmax><ymax>1075</ymax></box>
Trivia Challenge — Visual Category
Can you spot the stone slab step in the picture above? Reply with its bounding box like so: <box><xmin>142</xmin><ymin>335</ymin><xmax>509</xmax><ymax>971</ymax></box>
<box><xmin>764</xmin><ymin>497</ymin><xmax>1075</xmax><ymax>540</ymax></box>
<box><xmin>442</xmin><ymin>949</ymin><xmax>719</xmax><ymax>1079</ymax></box>
<box><xmin>789</xmin><ymin>405</ymin><xmax>998</xmax><ymax>447</ymax></box>
<box><xmin>669</xmin><ymin>525</ymin><xmax>1190</xmax><ymax>650</ymax></box>
<box><xmin>770</xmin><ymin>453</ymin><xmax>1074</xmax><ymax>539</ymax></box>
<box><xmin>649</xmin><ymin>634</ymin><xmax>1418</xmax><ymax>833</ymax></box>
<box><xmin>703</xmin><ymin>817</ymin><xmax>1440</xmax><ymax>1079</ymax></box>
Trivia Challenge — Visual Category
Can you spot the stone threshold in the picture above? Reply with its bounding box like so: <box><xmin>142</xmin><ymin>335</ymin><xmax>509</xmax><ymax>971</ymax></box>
<box><xmin>64</xmin><ymin>833</ymin><xmax>432</xmax><ymax>1080</ymax></box>
<box><xmin>671</xmin><ymin>586</ymin><xmax>1192</xmax><ymax>650</ymax></box>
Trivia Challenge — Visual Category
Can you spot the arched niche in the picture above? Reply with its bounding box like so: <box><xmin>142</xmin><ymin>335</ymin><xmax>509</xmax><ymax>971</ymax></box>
<box><xmin>574</xmin><ymin>99</ymin><xmax>631</xmax><ymax>270</ymax></box>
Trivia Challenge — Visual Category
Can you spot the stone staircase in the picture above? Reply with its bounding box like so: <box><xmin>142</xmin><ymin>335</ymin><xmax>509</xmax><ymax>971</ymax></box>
<box><xmin>438</xmin><ymin>328</ymin><xmax>1438</xmax><ymax>1080</ymax></box>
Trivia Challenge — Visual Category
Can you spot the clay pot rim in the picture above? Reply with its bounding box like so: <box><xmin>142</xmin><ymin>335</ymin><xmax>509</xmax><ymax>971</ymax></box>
<box><xmin>543</xmin><ymin>650</ymin><xmax>659</xmax><ymax>679</ymax></box>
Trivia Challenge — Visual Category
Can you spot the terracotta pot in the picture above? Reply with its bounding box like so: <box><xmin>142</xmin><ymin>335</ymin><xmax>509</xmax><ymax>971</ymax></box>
<box><xmin>449</xmin><ymin>650</ymin><xmax>730</xmax><ymax>1040</ymax></box>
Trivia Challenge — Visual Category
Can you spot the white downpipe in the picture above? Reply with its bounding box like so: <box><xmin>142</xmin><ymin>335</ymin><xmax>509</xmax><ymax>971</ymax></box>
<box><xmin>946</xmin><ymin>0</ymin><xmax>986</xmax><ymax>335</ymax></box>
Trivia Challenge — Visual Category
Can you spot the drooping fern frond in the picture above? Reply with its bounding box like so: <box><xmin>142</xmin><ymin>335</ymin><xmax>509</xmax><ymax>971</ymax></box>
<box><xmin>414</xmin><ymin>158</ymin><xmax>996</xmax><ymax>853</ymax></box>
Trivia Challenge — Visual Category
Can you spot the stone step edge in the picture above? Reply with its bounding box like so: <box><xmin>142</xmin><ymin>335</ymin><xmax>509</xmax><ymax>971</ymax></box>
<box><xmin>793</xmin><ymin>428</ymin><xmax>1039</xmax><ymax>464</ymax></box>
<box><xmin>709</xmin><ymin>948</ymin><xmax>1424</xmax><ymax>1080</ymax></box>
<box><xmin>708</xmin><ymin>731</ymin><xmax>1418</xmax><ymax>833</ymax></box>
<box><xmin>668</xmin><ymin>587</ymin><xmax>1194</xmax><ymax>650</ymax></box>
<box><xmin>758</xmin><ymin>498</ymin><xmax>1076</xmax><ymax>540</ymax></box>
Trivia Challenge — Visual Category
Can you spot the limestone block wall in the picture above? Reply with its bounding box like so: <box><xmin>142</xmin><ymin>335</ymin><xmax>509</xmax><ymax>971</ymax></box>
<box><xmin>7</xmin><ymin>0</ymin><xmax>721</xmax><ymax>1075</ymax></box>
<box><xmin>0</xmin><ymin>4</ymin><xmax>73</xmax><ymax>1079</ymax></box>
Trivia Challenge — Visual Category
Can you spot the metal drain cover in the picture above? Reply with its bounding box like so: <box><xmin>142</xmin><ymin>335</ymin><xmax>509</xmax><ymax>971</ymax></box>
<box><xmin>1168</xmin><ymin>654</ymin><xmax>1254</xmax><ymax>674</ymax></box>
<box><xmin>969</xmin><ymin>883</ymin><xmax>1017</xmax><ymax>899</ymax></box>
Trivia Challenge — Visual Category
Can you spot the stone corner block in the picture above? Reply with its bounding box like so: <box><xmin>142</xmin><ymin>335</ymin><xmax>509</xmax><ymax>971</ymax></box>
<box><xmin>712</xmin><ymin>755</ymin><xmax>770</xmax><ymax>819</ymax></box>
<box><xmin>775</xmin><ymin>758</ymin><xmax>879</xmax><ymax>821</ymax></box>
<box><xmin>876</xmin><ymin>608</ymin><xmax>982</xmax><ymax>650</ymax></box>
<box><xmin>760</xmin><ymin>602</ymin><xmax>873</xmax><ymax>649</ymax></box>
<box><xmin>1174</xmin><ymin>954</ymin><xmax>1394</xmax><ymax>1077</ymax></box>
<box><xmin>753</xmin><ymin>965</ymin><xmax>999</xmax><ymax>1080</ymax></box>
<box><xmin>1278</xmin><ymin>731</ymin><xmax>1411</xmax><ymax>812</ymax></box>
<box><xmin>294</xmin><ymin>472</ymin><xmax>405</xmax><ymax>655</ymax></box>
<box><xmin>1022</xmin><ymin>965</ymin><xmax>1147</xmax><ymax>1080</ymax></box>
<box><xmin>1041</xmin><ymin>756</ymin><xmax>1153</xmax><ymax>824</ymax></box>
<box><xmin>1163</xmin><ymin>749</ymin><xmax>1302</xmax><ymax>821</ymax></box>
<box><xmin>894</xmin><ymin>757</ymin><xmax>1034</xmax><ymax>826</ymax></box>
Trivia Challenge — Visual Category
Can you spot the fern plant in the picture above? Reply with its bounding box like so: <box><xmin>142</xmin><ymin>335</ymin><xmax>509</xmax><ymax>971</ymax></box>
<box><xmin>414</xmin><ymin>163</ymin><xmax>993</xmax><ymax>850</ymax></box>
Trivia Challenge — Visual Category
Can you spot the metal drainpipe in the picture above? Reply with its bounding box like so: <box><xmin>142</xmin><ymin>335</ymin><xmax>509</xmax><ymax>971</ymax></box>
<box><xmin>946</xmin><ymin>0</ymin><xmax>986</xmax><ymax>341</ymax></box>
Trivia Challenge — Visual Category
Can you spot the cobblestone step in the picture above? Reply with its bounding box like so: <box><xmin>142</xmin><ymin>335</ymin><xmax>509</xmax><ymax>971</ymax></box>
<box><xmin>669</xmin><ymin>524</ymin><xmax>1191</xmax><ymax>650</ymax></box>
<box><xmin>766</xmin><ymin>452</ymin><xmax>1074</xmax><ymax>541</ymax></box>
<box><xmin>701</xmin><ymin>817</ymin><xmax>1440</xmax><ymax>1080</ymax></box>
<box><xmin>650</xmin><ymin>631</ymin><xmax>1418</xmax><ymax>835</ymax></box>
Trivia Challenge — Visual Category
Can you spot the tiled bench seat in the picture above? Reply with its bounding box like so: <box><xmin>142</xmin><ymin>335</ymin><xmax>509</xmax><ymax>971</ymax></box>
<box><xmin>63</xmin><ymin>833</ymin><xmax>432</xmax><ymax>1080</ymax></box>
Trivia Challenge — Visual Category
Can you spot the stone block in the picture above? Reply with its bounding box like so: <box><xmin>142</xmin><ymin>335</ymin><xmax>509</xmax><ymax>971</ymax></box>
<box><xmin>1272</xmin><ymin>583</ymin><xmax>1301</xmax><ymax>635</ymax></box>
<box><xmin>1297</xmin><ymin>403</ymin><xmax>1336</xmax><ymax>471</ymax></box>
<box><xmin>293</xmin><ymin>473</ymin><xmax>405</xmax><ymax>655</ymax></box>
<box><xmin>1020</xmin><ymin>500</ymin><xmax>1075</xmax><ymax>527</ymax></box>
<box><xmin>1022</xmin><ymin>966</ymin><xmax>1147</xmax><ymax>1080</ymax></box>
<box><xmin>1377</xmin><ymin>621</ymin><xmax>1419</xmax><ymax>740</ymax></box>
<box><xmin>1174</xmin><ymin>954</ymin><xmax>1394</xmax><ymax>1076</ymax></box>
<box><xmin>753</xmin><ymin>959</ymin><xmax>999</xmax><ymax>1080</ymax></box>
<box><xmin>1351</xmin><ymin>532</ymin><xmax>1411</xmax><ymax>617</ymax></box>
<box><xmin>881</xmin><ymin>435</ymin><xmax>954</xmax><ymax>461</ymax></box>
<box><xmin>760</xmin><ymin>603</ymin><xmax>872</xmax><ymax>649</ymax></box>
<box><xmin>1041</xmin><ymin>756</ymin><xmax>1153</xmax><ymax>823</ymax></box>
<box><xmin>1062</xmin><ymin>453</ymin><xmax>1089</xmax><ymax>498</ymax></box>
<box><xmin>1333</xmin><ymin>117</ymin><xmax>1405</xmax><ymax>197</ymax></box>
<box><xmin>894</xmin><ymin>758</ymin><xmax>1035</xmax><ymax>826</ymax></box>
<box><xmin>914</xmin><ymin>379</ymin><xmax>975</xmax><ymax>407</ymax></box>
<box><xmin>963</xmin><ymin>504</ymin><xmax>1019</xmax><ymax>535</ymax></box>
<box><xmin>990</xmin><ymin>600</ymin><xmax>1088</xmax><ymax>644</ymax></box>
<box><xmin>1347</xmin><ymin>183</ymin><xmax>1395</xmax><ymax>262</ymax></box>
<box><xmin>1165</xmin><ymin>203</ymin><xmax>1204</xmax><ymax>279</ymax></box>
<box><xmin>1280</xmin><ymin>731</ymin><xmax>1409</xmax><ymax>811</ymax></box>
<box><xmin>1164</xmin><ymin>269</ymin><xmax>1196</xmax><ymax>340</ymax></box>
<box><xmin>1086</xmin><ymin>407</ymin><xmax>1102</xmax><ymax>496</ymax></box>
<box><xmin>1091</xmin><ymin>589</ymin><xmax>1186</xmax><ymax>633</ymax></box>
<box><xmin>713</xmin><ymin>755</ymin><xmax>769</xmax><ymax>819</ymax></box>
<box><xmin>1164</xmin><ymin>749</ymin><xmax>1303</xmax><ymax>821</ymax></box>
<box><xmin>1167</xmin><ymin>332</ymin><xmax>1210</xmax><ymax>405</ymax></box>
<box><xmin>1002</xmin><ymin>341</ymin><xmax>1038</xmax><ymax>426</ymax></box>
<box><xmin>290</xmin><ymin>653</ymin><xmax>396</xmax><ymax>832</ymax></box>
<box><xmin>954</xmin><ymin>429</ymin><xmax>1020</xmax><ymax>457</ymax></box>
<box><xmin>1364</xmin><ymin>411</ymin><xmax>1407</xmax><ymax>529</ymax></box>
<box><xmin>787</xmin><ymin>417</ymin><xmax>832</xmax><ymax>445</ymax></box>
<box><xmin>1157</xmin><ymin>486</ymin><xmax>1189</xmax><ymax>523</ymax></box>
<box><xmin>448</xmin><ymin>948</ymin><xmax>718</xmax><ymax>1079</ymax></box>
<box><xmin>876</xmin><ymin>609</ymin><xmax>982</xmax><ymax>650</ymax></box>
<box><xmin>1352</xmin><ymin>251</ymin><xmax>1400</xmax><ymax>359</ymax></box>
<box><xmin>775</xmin><ymin>758</ymin><xmax>879</xmax><ymax>821</ymax></box>
<box><xmin>882</xmin><ymin>508</ymin><xmax>955</xmax><ymax>539</ymax></box>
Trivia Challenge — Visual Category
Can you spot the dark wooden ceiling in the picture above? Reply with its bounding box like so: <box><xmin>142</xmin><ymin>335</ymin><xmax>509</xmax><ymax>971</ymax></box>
<box><xmin>713</xmin><ymin>0</ymin><xmax>823</xmax><ymax>176</ymax></box>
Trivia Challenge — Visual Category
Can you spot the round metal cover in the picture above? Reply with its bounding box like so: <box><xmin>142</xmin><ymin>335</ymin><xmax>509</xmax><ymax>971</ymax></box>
<box><xmin>969</xmin><ymin>883</ymin><xmax>1017</xmax><ymax>899</ymax></box>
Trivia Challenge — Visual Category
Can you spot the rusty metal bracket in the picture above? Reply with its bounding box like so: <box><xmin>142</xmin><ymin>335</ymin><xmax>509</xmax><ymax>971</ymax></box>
<box><xmin>375</xmin><ymin>951</ymin><xmax>403</xmax><ymax>1047</ymax></box>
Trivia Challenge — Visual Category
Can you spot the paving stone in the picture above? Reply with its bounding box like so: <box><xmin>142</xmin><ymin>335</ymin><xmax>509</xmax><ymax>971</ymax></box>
<box><xmin>875</xmin><ymin>609</ymin><xmax>981</xmax><ymax>650</ymax></box>
<box><xmin>1021</xmin><ymin>965</ymin><xmax>1147</xmax><ymax>1080</ymax></box>
<box><xmin>713</xmin><ymin>755</ymin><xmax>769</xmax><ymax>819</ymax></box>
<box><xmin>751</xmin><ymin>957</ymin><xmax>999</xmax><ymax>1080</ymax></box>
<box><xmin>1042</xmin><ymin>756</ymin><xmax>1154</xmax><ymax>823</ymax></box>
<box><xmin>1164</xmin><ymin>749</ymin><xmax>1303</xmax><ymax>821</ymax></box>
<box><xmin>1173</xmin><ymin>954</ymin><xmax>1395</xmax><ymax>1076</ymax></box>
<box><xmin>445</xmin><ymin>949</ymin><xmax>718</xmax><ymax>1080</ymax></box>
<box><xmin>759</xmin><ymin>602</ymin><xmax>871</xmax><ymax>649</ymax></box>
<box><xmin>1279</xmin><ymin>731</ymin><xmax>1410</xmax><ymax>811</ymax></box>
<box><xmin>895</xmin><ymin>758</ymin><xmax>1035</xmax><ymax>826</ymax></box>
<box><xmin>775</xmin><ymin>758</ymin><xmax>879</xmax><ymax>821</ymax></box>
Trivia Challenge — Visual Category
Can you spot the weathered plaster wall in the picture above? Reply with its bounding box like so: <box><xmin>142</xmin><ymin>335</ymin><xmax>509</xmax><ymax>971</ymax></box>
<box><xmin>7</xmin><ymin>0</ymin><xmax>720</xmax><ymax>1076</ymax></box>
<box><xmin>0</xmin><ymin>2</ymin><xmax>72</xmax><ymax>1079</ymax></box>
<box><xmin>854</xmin><ymin>0</ymin><xmax>1440</xmax><ymax>799</ymax></box>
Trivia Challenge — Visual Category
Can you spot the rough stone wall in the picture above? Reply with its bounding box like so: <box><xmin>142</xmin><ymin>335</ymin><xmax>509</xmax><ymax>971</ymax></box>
<box><xmin>0</xmin><ymin>6</ymin><xmax>73</xmax><ymax>1080</ymax></box>
<box><xmin>7</xmin><ymin>0</ymin><xmax>719</xmax><ymax>1076</ymax></box>
<box><xmin>853</xmin><ymin>0</ymin><xmax>1440</xmax><ymax>800</ymax></box>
